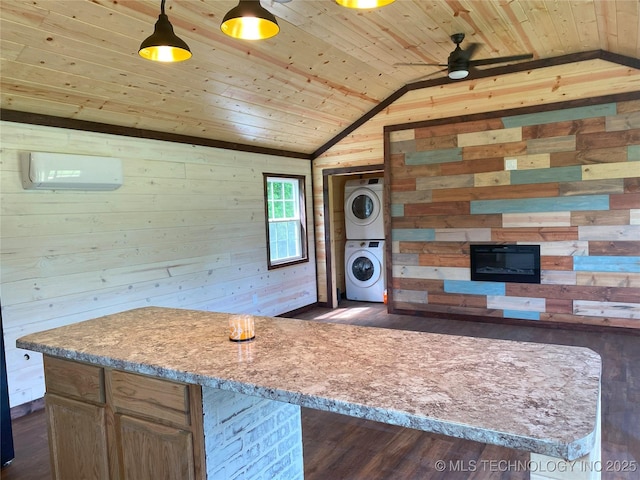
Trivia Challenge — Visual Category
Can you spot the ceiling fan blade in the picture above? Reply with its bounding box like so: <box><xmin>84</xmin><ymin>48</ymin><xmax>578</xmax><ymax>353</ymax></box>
<box><xmin>470</xmin><ymin>53</ymin><xmax>533</xmax><ymax>67</ymax></box>
<box><xmin>462</xmin><ymin>42</ymin><xmax>480</xmax><ymax>59</ymax></box>
<box><xmin>410</xmin><ymin>67</ymin><xmax>449</xmax><ymax>81</ymax></box>
<box><xmin>394</xmin><ymin>62</ymin><xmax>447</xmax><ymax>67</ymax></box>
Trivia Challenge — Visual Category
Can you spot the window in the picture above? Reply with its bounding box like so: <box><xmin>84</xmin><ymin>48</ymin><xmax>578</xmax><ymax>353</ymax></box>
<box><xmin>263</xmin><ymin>174</ymin><xmax>308</xmax><ymax>269</ymax></box>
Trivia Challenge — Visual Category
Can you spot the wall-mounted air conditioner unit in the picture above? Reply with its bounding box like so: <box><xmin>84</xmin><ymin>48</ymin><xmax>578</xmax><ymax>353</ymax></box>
<box><xmin>21</xmin><ymin>152</ymin><xmax>123</xmax><ymax>191</ymax></box>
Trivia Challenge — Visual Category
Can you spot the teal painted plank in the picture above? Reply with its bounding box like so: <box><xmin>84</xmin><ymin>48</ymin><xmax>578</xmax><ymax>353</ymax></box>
<box><xmin>392</xmin><ymin>228</ymin><xmax>435</xmax><ymax>241</ymax></box>
<box><xmin>405</xmin><ymin>148</ymin><xmax>462</xmax><ymax>165</ymax></box>
<box><xmin>444</xmin><ymin>280</ymin><xmax>505</xmax><ymax>296</ymax></box>
<box><xmin>391</xmin><ymin>204</ymin><xmax>404</xmax><ymax>217</ymax></box>
<box><xmin>629</xmin><ymin>145</ymin><xmax>640</xmax><ymax>161</ymax></box>
<box><xmin>511</xmin><ymin>166</ymin><xmax>582</xmax><ymax>185</ymax></box>
<box><xmin>574</xmin><ymin>256</ymin><xmax>640</xmax><ymax>273</ymax></box>
<box><xmin>502</xmin><ymin>103</ymin><xmax>617</xmax><ymax>128</ymax></box>
<box><xmin>471</xmin><ymin>194</ymin><xmax>609</xmax><ymax>214</ymax></box>
<box><xmin>504</xmin><ymin>310</ymin><xmax>541</xmax><ymax>320</ymax></box>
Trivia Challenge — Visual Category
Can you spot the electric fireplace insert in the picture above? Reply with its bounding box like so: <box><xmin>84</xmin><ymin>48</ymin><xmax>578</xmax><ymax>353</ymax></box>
<box><xmin>470</xmin><ymin>244</ymin><xmax>540</xmax><ymax>284</ymax></box>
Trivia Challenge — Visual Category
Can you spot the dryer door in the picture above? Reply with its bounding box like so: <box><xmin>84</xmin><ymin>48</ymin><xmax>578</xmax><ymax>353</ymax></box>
<box><xmin>345</xmin><ymin>187</ymin><xmax>381</xmax><ymax>227</ymax></box>
<box><xmin>347</xmin><ymin>249</ymin><xmax>381</xmax><ymax>288</ymax></box>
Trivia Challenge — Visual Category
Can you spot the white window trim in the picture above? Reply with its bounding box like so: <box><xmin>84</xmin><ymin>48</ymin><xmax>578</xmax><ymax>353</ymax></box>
<box><xmin>263</xmin><ymin>173</ymin><xmax>308</xmax><ymax>269</ymax></box>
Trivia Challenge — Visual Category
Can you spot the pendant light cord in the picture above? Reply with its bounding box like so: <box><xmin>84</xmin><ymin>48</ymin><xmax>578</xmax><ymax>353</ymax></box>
<box><xmin>160</xmin><ymin>0</ymin><xmax>166</xmax><ymax>15</ymax></box>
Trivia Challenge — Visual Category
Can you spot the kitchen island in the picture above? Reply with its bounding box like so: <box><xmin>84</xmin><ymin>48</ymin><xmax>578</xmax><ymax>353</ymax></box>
<box><xmin>17</xmin><ymin>307</ymin><xmax>601</xmax><ymax>479</ymax></box>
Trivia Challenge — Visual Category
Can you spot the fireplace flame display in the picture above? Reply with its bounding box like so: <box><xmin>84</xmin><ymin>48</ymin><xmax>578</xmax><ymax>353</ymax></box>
<box><xmin>470</xmin><ymin>245</ymin><xmax>540</xmax><ymax>284</ymax></box>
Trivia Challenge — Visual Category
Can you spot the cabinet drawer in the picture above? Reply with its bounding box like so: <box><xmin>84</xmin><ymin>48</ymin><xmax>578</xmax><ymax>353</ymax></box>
<box><xmin>44</xmin><ymin>356</ymin><xmax>105</xmax><ymax>404</ymax></box>
<box><xmin>110</xmin><ymin>370</ymin><xmax>191</xmax><ymax>426</ymax></box>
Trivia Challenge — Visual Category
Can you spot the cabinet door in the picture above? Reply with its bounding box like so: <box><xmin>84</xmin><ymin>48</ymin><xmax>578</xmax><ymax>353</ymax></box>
<box><xmin>46</xmin><ymin>393</ymin><xmax>110</xmax><ymax>480</ymax></box>
<box><xmin>116</xmin><ymin>414</ymin><xmax>196</xmax><ymax>480</ymax></box>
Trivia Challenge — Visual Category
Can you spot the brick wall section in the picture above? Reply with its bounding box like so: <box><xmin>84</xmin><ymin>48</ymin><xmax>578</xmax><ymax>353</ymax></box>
<box><xmin>202</xmin><ymin>386</ymin><xmax>304</xmax><ymax>480</ymax></box>
<box><xmin>388</xmin><ymin>98</ymin><xmax>640</xmax><ymax>329</ymax></box>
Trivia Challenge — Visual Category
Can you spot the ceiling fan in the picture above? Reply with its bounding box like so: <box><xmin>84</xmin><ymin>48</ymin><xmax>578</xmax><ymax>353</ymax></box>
<box><xmin>399</xmin><ymin>33</ymin><xmax>533</xmax><ymax>80</ymax></box>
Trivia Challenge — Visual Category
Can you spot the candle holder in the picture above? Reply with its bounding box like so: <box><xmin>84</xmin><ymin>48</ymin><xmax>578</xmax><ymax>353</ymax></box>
<box><xmin>229</xmin><ymin>314</ymin><xmax>255</xmax><ymax>342</ymax></box>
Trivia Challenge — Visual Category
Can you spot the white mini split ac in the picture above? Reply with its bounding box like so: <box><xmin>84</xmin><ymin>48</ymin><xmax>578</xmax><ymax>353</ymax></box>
<box><xmin>21</xmin><ymin>152</ymin><xmax>123</xmax><ymax>190</ymax></box>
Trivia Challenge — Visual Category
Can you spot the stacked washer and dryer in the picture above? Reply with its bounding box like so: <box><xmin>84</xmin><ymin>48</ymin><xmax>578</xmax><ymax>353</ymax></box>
<box><xmin>344</xmin><ymin>178</ymin><xmax>386</xmax><ymax>302</ymax></box>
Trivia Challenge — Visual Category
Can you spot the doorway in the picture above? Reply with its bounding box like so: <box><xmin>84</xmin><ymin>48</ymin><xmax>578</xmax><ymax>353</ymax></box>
<box><xmin>321</xmin><ymin>164</ymin><xmax>384</xmax><ymax>309</ymax></box>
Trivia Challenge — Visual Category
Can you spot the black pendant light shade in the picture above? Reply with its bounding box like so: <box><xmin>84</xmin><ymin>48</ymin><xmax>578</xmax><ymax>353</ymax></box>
<box><xmin>139</xmin><ymin>0</ymin><xmax>192</xmax><ymax>62</ymax></box>
<box><xmin>221</xmin><ymin>1</ymin><xmax>280</xmax><ymax>40</ymax></box>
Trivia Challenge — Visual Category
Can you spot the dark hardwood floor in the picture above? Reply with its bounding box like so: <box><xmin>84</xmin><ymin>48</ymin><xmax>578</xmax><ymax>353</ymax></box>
<box><xmin>3</xmin><ymin>301</ymin><xmax>639</xmax><ymax>479</ymax></box>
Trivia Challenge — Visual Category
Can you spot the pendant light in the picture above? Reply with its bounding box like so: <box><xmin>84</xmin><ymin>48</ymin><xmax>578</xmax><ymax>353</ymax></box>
<box><xmin>221</xmin><ymin>1</ymin><xmax>280</xmax><ymax>40</ymax></box>
<box><xmin>139</xmin><ymin>0</ymin><xmax>191</xmax><ymax>62</ymax></box>
<box><xmin>335</xmin><ymin>0</ymin><xmax>395</xmax><ymax>8</ymax></box>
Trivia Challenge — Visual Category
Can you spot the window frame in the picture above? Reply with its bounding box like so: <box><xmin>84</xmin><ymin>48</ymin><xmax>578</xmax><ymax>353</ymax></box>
<box><xmin>263</xmin><ymin>173</ymin><xmax>309</xmax><ymax>270</ymax></box>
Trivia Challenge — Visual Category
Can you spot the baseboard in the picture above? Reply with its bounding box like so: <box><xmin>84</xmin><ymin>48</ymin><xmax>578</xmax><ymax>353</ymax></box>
<box><xmin>279</xmin><ymin>302</ymin><xmax>322</xmax><ymax>318</ymax></box>
<box><xmin>10</xmin><ymin>396</ymin><xmax>44</xmax><ymax>419</ymax></box>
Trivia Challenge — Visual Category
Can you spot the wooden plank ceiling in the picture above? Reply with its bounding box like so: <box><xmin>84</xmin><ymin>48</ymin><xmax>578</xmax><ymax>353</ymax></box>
<box><xmin>1</xmin><ymin>0</ymin><xmax>639</xmax><ymax>156</ymax></box>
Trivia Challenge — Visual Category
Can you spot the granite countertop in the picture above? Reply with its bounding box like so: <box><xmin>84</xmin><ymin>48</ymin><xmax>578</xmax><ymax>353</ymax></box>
<box><xmin>17</xmin><ymin>307</ymin><xmax>601</xmax><ymax>461</ymax></box>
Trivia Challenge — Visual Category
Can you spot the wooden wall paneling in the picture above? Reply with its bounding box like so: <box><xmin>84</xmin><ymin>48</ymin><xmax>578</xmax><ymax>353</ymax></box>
<box><xmin>395</xmin><ymin>165</ymin><xmax>443</xmax><ymax>181</ymax></box>
<box><xmin>385</xmin><ymin>95</ymin><xmax>640</xmax><ymax>329</ymax></box>
<box><xmin>463</xmin><ymin>141</ymin><xmax>529</xmax><ymax>160</ymax></box>
<box><xmin>610</xmin><ymin>192</ymin><xmax>640</xmax><ymax>209</ymax></box>
<box><xmin>571</xmin><ymin>210</ymin><xmax>630</xmax><ymax>226</ymax></box>
<box><xmin>579</xmin><ymin>225</ymin><xmax>640</xmax><ymax>240</ymax></box>
<box><xmin>313</xmin><ymin>60</ymin><xmax>640</xmax><ymax>308</ymax></box>
<box><xmin>511</xmin><ymin>165</ymin><xmax>582</xmax><ymax>184</ymax></box>
<box><xmin>541</xmin><ymin>256</ymin><xmax>574</xmax><ymax>270</ymax></box>
<box><xmin>588</xmin><ymin>241</ymin><xmax>640</xmax><ymax>255</ymax></box>
<box><xmin>474</xmin><ymin>170</ymin><xmax>511</xmax><ymax>187</ymax></box>
<box><xmin>576</xmin><ymin>272</ymin><xmax>640</xmax><ymax>288</ymax></box>
<box><xmin>486</xmin><ymin>295</ymin><xmax>546</xmax><ymax>313</ymax></box>
<box><xmin>431</xmin><ymin>183</ymin><xmax>561</xmax><ymax>202</ymax></box>
<box><xmin>538</xmin><ymin>241</ymin><xmax>588</xmax><ymax>256</ymax></box>
<box><xmin>393</xmin><ymin>278</ymin><xmax>445</xmax><ymax>293</ymax></box>
<box><xmin>415</xmin><ymin>134</ymin><xmax>457</xmax><ymax>151</ymax></box>
<box><xmin>582</xmin><ymin>161</ymin><xmax>640</xmax><ymax>181</ymax></box>
<box><xmin>552</xmin><ymin>147</ymin><xmax>632</xmax><ymax>167</ymax></box>
<box><xmin>558</xmin><ymin>178</ymin><xmax>625</xmax><ymax>196</ymax></box>
<box><xmin>399</xmin><ymin>242</ymin><xmax>468</xmax><ymax>255</ymax></box>
<box><xmin>457</xmin><ymin>127</ymin><xmax>523</xmax><ymax>146</ymax></box>
<box><xmin>491</xmin><ymin>227</ymin><xmax>579</xmax><ymax>242</ymax></box>
<box><xmin>574</xmin><ymin>300</ymin><xmax>640</xmax><ymax>319</ymax></box>
<box><xmin>434</xmin><ymin>228</ymin><xmax>492</xmax><ymax>242</ymax></box>
<box><xmin>521</xmin><ymin>118</ymin><xmax>607</xmax><ymax>139</ymax></box>
<box><xmin>393</xmin><ymin>289</ymin><xmax>428</xmax><ymax>304</ymax></box>
<box><xmin>392</xmin><ymin>265</ymin><xmax>469</xmax><ymax>281</ymax></box>
<box><xmin>393</xmin><ymin>214</ymin><xmax>501</xmax><ymax>229</ymax></box>
<box><xmin>417</xmin><ymin>253</ymin><xmax>468</xmax><ymax>268</ymax></box>
<box><xmin>545</xmin><ymin>298</ymin><xmax>574</xmax><ymax>314</ymax></box>
<box><xmin>1</xmin><ymin>122</ymin><xmax>316</xmax><ymax>408</ymax></box>
<box><xmin>441</xmin><ymin>157</ymin><xmax>506</xmax><ymax>175</ymax></box>
<box><xmin>502</xmin><ymin>212</ymin><xmax>572</xmax><ymax>228</ymax></box>
<box><xmin>540</xmin><ymin>270</ymin><xmax>578</xmax><ymax>285</ymax></box>
<box><xmin>427</xmin><ymin>293</ymin><xmax>488</xmax><ymax>309</ymax></box>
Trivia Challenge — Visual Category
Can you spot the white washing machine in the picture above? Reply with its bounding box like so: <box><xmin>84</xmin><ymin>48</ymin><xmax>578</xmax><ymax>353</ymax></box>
<box><xmin>345</xmin><ymin>240</ymin><xmax>386</xmax><ymax>302</ymax></box>
<box><xmin>344</xmin><ymin>178</ymin><xmax>384</xmax><ymax>240</ymax></box>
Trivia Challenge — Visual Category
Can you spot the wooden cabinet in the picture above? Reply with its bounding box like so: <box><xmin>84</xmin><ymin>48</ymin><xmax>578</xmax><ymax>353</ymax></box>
<box><xmin>117</xmin><ymin>415</ymin><xmax>196</xmax><ymax>480</ymax></box>
<box><xmin>46</xmin><ymin>394</ymin><xmax>110</xmax><ymax>480</ymax></box>
<box><xmin>43</xmin><ymin>356</ymin><xmax>205</xmax><ymax>480</ymax></box>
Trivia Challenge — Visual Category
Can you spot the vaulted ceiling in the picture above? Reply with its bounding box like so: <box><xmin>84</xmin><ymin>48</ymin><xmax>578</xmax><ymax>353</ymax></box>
<box><xmin>1</xmin><ymin>0</ymin><xmax>639</xmax><ymax>156</ymax></box>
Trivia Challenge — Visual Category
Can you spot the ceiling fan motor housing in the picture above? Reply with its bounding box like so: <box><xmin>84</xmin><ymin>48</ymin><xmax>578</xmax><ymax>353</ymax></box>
<box><xmin>448</xmin><ymin>47</ymin><xmax>469</xmax><ymax>76</ymax></box>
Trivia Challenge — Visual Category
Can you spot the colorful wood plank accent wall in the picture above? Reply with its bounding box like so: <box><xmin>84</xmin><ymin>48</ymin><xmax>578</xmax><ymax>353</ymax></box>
<box><xmin>387</xmin><ymin>98</ymin><xmax>640</xmax><ymax>329</ymax></box>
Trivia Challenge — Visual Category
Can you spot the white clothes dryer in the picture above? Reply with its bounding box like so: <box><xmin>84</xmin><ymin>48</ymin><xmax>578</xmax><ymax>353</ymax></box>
<box><xmin>345</xmin><ymin>240</ymin><xmax>386</xmax><ymax>302</ymax></box>
<box><xmin>344</xmin><ymin>178</ymin><xmax>384</xmax><ymax>240</ymax></box>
